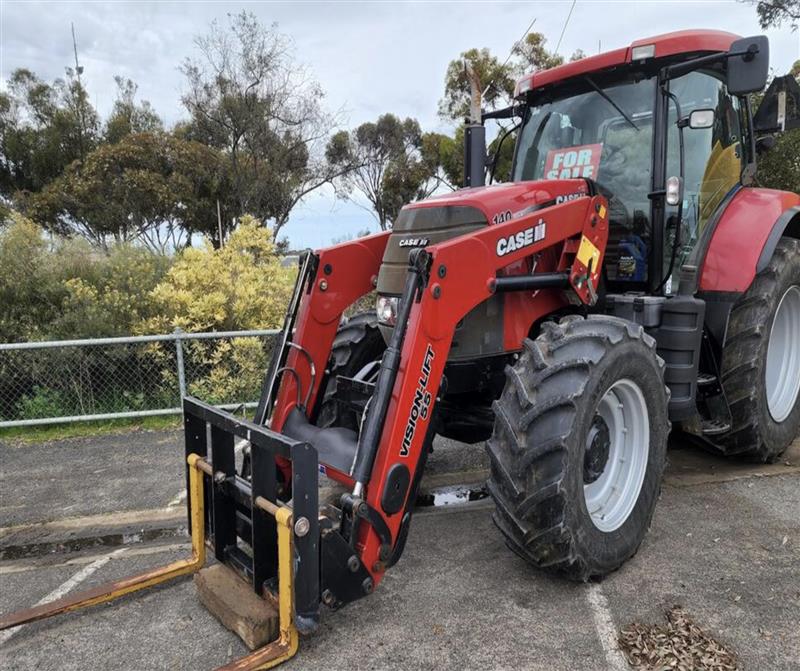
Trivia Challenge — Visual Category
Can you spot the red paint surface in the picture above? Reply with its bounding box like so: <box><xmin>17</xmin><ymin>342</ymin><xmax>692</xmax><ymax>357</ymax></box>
<box><xmin>406</xmin><ymin>178</ymin><xmax>591</xmax><ymax>224</ymax></box>
<box><xmin>515</xmin><ymin>30</ymin><xmax>740</xmax><ymax>95</ymax></box>
<box><xmin>699</xmin><ymin>188</ymin><xmax>800</xmax><ymax>293</ymax></box>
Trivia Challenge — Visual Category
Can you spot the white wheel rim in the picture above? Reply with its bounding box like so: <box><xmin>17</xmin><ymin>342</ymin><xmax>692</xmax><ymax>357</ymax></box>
<box><xmin>766</xmin><ymin>285</ymin><xmax>800</xmax><ymax>423</ymax></box>
<box><xmin>583</xmin><ymin>379</ymin><xmax>649</xmax><ymax>533</ymax></box>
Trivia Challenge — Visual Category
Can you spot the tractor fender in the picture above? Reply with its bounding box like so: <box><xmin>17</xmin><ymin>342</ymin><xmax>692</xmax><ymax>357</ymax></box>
<box><xmin>756</xmin><ymin>204</ymin><xmax>800</xmax><ymax>273</ymax></box>
<box><xmin>698</xmin><ymin>187</ymin><xmax>800</xmax><ymax>294</ymax></box>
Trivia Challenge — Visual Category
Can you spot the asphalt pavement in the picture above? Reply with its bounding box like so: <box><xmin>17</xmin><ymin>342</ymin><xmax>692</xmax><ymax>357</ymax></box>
<box><xmin>0</xmin><ymin>429</ymin><xmax>798</xmax><ymax>670</ymax></box>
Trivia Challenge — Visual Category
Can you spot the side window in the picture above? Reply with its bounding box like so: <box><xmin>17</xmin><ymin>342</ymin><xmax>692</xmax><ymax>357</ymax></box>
<box><xmin>664</xmin><ymin>72</ymin><xmax>743</xmax><ymax>292</ymax></box>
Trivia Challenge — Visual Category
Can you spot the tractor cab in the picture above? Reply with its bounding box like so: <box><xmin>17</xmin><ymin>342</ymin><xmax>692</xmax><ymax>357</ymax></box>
<box><xmin>508</xmin><ymin>30</ymin><xmax>770</xmax><ymax>296</ymax></box>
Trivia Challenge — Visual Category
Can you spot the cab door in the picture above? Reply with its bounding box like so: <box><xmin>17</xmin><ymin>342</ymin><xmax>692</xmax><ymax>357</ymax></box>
<box><xmin>661</xmin><ymin>71</ymin><xmax>745</xmax><ymax>294</ymax></box>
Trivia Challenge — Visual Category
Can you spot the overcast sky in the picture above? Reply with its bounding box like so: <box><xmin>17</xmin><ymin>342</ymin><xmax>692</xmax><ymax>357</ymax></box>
<box><xmin>2</xmin><ymin>0</ymin><xmax>798</xmax><ymax>247</ymax></box>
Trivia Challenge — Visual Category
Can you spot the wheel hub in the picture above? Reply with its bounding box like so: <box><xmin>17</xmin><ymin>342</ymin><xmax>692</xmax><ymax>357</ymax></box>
<box><xmin>583</xmin><ymin>379</ymin><xmax>650</xmax><ymax>533</ymax></box>
<box><xmin>766</xmin><ymin>285</ymin><xmax>800</xmax><ymax>423</ymax></box>
<box><xmin>583</xmin><ymin>416</ymin><xmax>611</xmax><ymax>484</ymax></box>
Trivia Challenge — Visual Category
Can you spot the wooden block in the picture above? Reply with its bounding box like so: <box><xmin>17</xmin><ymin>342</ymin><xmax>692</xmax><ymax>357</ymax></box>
<box><xmin>194</xmin><ymin>564</ymin><xmax>279</xmax><ymax>650</ymax></box>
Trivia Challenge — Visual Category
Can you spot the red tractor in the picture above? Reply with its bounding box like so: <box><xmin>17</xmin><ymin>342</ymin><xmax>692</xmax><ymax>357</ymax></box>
<box><xmin>3</xmin><ymin>29</ymin><xmax>799</xmax><ymax>670</ymax></box>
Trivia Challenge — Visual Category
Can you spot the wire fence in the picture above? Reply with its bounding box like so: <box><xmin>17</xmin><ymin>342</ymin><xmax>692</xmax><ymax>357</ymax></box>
<box><xmin>0</xmin><ymin>329</ymin><xmax>279</xmax><ymax>428</ymax></box>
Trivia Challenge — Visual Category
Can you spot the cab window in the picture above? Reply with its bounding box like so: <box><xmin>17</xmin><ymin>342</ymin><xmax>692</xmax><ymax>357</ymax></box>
<box><xmin>664</xmin><ymin>71</ymin><xmax>743</xmax><ymax>292</ymax></box>
<box><xmin>513</xmin><ymin>77</ymin><xmax>656</xmax><ymax>283</ymax></box>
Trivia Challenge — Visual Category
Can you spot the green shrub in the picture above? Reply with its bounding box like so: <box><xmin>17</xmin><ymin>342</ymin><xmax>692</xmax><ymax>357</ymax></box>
<box><xmin>0</xmin><ymin>213</ymin><xmax>295</xmax><ymax>417</ymax></box>
<box><xmin>757</xmin><ymin>128</ymin><xmax>800</xmax><ymax>195</ymax></box>
<box><xmin>0</xmin><ymin>213</ymin><xmax>67</xmax><ymax>342</ymax></box>
<box><xmin>15</xmin><ymin>386</ymin><xmax>71</xmax><ymax>419</ymax></box>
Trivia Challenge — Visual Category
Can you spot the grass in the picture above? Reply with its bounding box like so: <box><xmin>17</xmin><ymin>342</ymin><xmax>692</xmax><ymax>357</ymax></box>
<box><xmin>0</xmin><ymin>414</ymin><xmax>182</xmax><ymax>445</ymax></box>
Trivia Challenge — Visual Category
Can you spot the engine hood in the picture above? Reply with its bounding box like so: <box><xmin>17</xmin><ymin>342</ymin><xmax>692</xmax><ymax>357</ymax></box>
<box><xmin>376</xmin><ymin>179</ymin><xmax>592</xmax><ymax>362</ymax></box>
<box><xmin>403</xmin><ymin>179</ymin><xmax>592</xmax><ymax>226</ymax></box>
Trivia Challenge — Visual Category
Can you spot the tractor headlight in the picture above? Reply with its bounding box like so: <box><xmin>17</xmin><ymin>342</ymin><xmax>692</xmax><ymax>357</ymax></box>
<box><xmin>377</xmin><ymin>295</ymin><xmax>399</xmax><ymax>326</ymax></box>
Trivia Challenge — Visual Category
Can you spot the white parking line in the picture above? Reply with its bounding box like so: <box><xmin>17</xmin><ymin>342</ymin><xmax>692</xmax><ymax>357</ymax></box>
<box><xmin>586</xmin><ymin>582</ymin><xmax>629</xmax><ymax>671</ymax></box>
<box><xmin>166</xmin><ymin>489</ymin><xmax>187</xmax><ymax>508</ymax></box>
<box><xmin>0</xmin><ymin>547</ymin><xmax>127</xmax><ymax>647</ymax></box>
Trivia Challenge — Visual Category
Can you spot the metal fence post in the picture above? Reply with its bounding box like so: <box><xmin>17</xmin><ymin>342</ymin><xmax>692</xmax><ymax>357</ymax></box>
<box><xmin>174</xmin><ymin>328</ymin><xmax>187</xmax><ymax>401</ymax></box>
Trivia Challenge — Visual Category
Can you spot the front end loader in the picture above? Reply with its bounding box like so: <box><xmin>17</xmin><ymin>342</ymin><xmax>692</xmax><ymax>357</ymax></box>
<box><xmin>3</xmin><ymin>30</ymin><xmax>799</xmax><ymax>670</ymax></box>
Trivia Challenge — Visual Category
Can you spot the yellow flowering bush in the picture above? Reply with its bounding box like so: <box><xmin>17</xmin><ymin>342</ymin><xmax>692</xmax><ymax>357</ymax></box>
<box><xmin>142</xmin><ymin>216</ymin><xmax>296</xmax><ymax>405</ymax></box>
<box><xmin>144</xmin><ymin>215</ymin><xmax>295</xmax><ymax>333</ymax></box>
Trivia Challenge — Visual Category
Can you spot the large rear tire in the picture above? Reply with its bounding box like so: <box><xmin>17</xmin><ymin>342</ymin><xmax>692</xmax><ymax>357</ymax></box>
<box><xmin>713</xmin><ymin>237</ymin><xmax>800</xmax><ymax>462</ymax></box>
<box><xmin>486</xmin><ymin>315</ymin><xmax>670</xmax><ymax>581</ymax></box>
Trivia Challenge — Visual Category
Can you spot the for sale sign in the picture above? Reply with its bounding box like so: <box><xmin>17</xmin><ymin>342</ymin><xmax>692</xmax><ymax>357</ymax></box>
<box><xmin>544</xmin><ymin>143</ymin><xmax>603</xmax><ymax>180</ymax></box>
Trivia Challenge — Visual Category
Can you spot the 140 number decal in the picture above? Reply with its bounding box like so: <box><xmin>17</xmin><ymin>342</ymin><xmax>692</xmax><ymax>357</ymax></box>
<box><xmin>492</xmin><ymin>210</ymin><xmax>512</xmax><ymax>225</ymax></box>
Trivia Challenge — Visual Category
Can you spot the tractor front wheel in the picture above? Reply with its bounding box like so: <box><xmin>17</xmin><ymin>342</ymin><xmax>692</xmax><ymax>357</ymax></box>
<box><xmin>486</xmin><ymin>315</ymin><xmax>670</xmax><ymax>581</ymax></box>
<box><xmin>316</xmin><ymin>311</ymin><xmax>385</xmax><ymax>431</ymax></box>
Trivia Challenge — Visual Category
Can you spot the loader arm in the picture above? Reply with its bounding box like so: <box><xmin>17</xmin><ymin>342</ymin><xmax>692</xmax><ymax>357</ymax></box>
<box><xmin>354</xmin><ymin>194</ymin><xmax>608</xmax><ymax>581</ymax></box>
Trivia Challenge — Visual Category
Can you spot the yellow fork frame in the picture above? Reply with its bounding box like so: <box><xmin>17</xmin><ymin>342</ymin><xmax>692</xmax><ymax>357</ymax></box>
<box><xmin>0</xmin><ymin>454</ymin><xmax>300</xmax><ymax>671</ymax></box>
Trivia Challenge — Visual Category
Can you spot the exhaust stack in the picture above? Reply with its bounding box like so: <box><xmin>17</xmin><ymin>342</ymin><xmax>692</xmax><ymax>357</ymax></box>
<box><xmin>463</xmin><ymin>61</ymin><xmax>486</xmax><ymax>188</ymax></box>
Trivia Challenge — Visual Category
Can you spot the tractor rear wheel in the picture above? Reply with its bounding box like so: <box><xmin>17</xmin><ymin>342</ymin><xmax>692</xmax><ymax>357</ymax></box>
<box><xmin>316</xmin><ymin>311</ymin><xmax>385</xmax><ymax>431</ymax></box>
<box><xmin>486</xmin><ymin>315</ymin><xmax>670</xmax><ymax>581</ymax></box>
<box><xmin>713</xmin><ymin>237</ymin><xmax>800</xmax><ymax>462</ymax></box>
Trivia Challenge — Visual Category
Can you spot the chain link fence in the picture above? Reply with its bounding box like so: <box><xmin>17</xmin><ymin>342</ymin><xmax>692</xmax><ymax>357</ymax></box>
<box><xmin>0</xmin><ymin>329</ymin><xmax>278</xmax><ymax>428</ymax></box>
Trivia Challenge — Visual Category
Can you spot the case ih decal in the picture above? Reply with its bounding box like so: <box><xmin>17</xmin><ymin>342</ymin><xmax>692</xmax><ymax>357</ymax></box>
<box><xmin>400</xmin><ymin>344</ymin><xmax>435</xmax><ymax>457</ymax></box>
<box><xmin>555</xmin><ymin>191</ymin><xmax>589</xmax><ymax>205</ymax></box>
<box><xmin>545</xmin><ymin>143</ymin><xmax>603</xmax><ymax>180</ymax></box>
<box><xmin>399</xmin><ymin>237</ymin><xmax>430</xmax><ymax>248</ymax></box>
<box><xmin>496</xmin><ymin>219</ymin><xmax>547</xmax><ymax>257</ymax></box>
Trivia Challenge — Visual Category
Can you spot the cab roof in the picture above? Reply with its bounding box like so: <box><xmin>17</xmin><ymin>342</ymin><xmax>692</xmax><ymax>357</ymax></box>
<box><xmin>514</xmin><ymin>30</ymin><xmax>740</xmax><ymax>97</ymax></box>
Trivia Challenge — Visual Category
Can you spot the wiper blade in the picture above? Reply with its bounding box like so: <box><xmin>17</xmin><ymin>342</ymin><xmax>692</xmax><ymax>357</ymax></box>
<box><xmin>585</xmin><ymin>76</ymin><xmax>639</xmax><ymax>131</ymax></box>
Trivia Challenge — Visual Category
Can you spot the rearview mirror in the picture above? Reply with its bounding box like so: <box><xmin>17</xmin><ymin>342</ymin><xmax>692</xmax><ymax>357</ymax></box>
<box><xmin>727</xmin><ymin>36</ymin><xmax>769</xmax><ymax>95</ymax></box>
<box><xmin>688</xmin><ymin>109</ymin><xmax>714</xmax><ymax>129</ymax></box>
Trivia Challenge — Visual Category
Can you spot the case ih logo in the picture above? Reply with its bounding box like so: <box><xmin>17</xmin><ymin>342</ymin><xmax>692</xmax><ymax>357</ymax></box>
<box><xmin>496</xmin><ymin>220</ymin><xmax>547</xmax><ymax>257</ymax></box>
<box><xmin>545</xmin><ymin>143</ymin><xmax>603</xmax><ymax>180</ymax></box>
<box><xmin>399</xmin><ymin>237</ymin><xmax>430</xmax><ymax>248</ymax></box>
<box><xmin>400</xmin><ymin>344</ymin><xmax>435</xmax><ymax>457</ymax></box>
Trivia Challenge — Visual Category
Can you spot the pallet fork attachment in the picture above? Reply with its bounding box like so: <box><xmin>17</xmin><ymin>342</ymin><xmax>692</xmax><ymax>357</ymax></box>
<box><xmin>0</xmin><ymin>448</ymin><xmax>301</xmax><ymax>671</ymax></box>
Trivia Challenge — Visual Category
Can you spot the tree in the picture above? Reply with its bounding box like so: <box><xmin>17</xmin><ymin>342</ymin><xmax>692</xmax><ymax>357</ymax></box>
<box><xmin>758</xmin><ymin>128</ymin><xmax>800</xmax><ymax>193</ymax></box>
<box><xmin>432</xmin><ymin>125</ymin><xmax>517</xmax><ymax>187</ymax></box>
<box><xmin>28</xmin><ymin>132</ymin><xmax>229</xmax><ymax>250</ymax></box>
<box><xmin>512</xmin><ymin>32</ymin><xmax>564</xmax><ymax>73</ymax></box>
<box><xmin>327</xmin><ymin>114</ymin><xmax>445</xmax><ymax>229</ymax></box>
<box><xmin>439</xmin><ymin>32</ymin><xmax>567</xmax><ymax>125</ymax></box>
<box><xmin>0</xmin><ymin>68</ymin><xmax>99</xmax><ymax>197</ymax></box>
<box><xmin>180</xmin><ymin>12</ymin><xmax>343</xmax><ymax>239</ymax></box>
<box><xmin>748</xmin><ymin>0</ymin><xmax>799</xmax><ymax>28</ymax></box>
<box><xmin>439</xmin><ymin>48</ymin><xmax>516</xmax><ymax>122</ymax></box>
<box><xmin>105</xmin><ymin>77</ymin><xmax>163</xmax><ymax>144</ymax></box>
<box><xmin>570</xmin><ymin>49</ymin><xmax>587</xmax><ymax>62</ymax></box>
<box><xmin>436</xmin><ymin>32</ymin><xmax>566</xmax><ymax>186</ymax></box>
<box><xmin>755</xmin><ymin>62</ymin><xmax>800</xmax><ymax>194</ymax></box>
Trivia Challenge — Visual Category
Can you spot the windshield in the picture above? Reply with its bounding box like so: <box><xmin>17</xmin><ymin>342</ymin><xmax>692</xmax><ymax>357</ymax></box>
<box><xmin>512</xmin><ymin>76</ymin><xmax>656</xmax><ymax>283</ymax></box>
